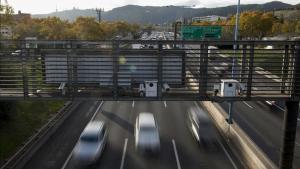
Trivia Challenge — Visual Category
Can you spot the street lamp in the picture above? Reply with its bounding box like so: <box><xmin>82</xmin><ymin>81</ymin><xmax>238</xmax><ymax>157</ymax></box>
<box><xmin>227</xmin><ymin>0</ymin><xmax>241</xmax><ymax>125</ymax></box>
<box><xmin>232</xmin><ymin>0</ymin><xmax>241</xmax><ymax>78</ymax></box>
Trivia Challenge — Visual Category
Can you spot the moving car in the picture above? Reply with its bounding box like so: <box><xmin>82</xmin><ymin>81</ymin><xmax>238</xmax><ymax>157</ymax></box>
<box><xmin>187</xmin><ymin>107</ymin><xmax>216</xmax><ymax>145</ymax></box>
<box><xmin>135</xmin><ymin>112</ymin><xmax>160</xmax><ymax>154</ymax></box>
<box><xmin>73</xmin><ymin>121</ymin><xmax>108</xmax><ymax>164</ymax></box>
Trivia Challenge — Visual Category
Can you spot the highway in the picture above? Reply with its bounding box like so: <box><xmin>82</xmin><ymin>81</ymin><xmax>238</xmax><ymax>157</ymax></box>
<box><xmin>184</xmin><ymin>41</ymin><xmax>300</xmax><ymax>168</ymax></box>
<box><xmin>20</xmin><ymin>101</ymin><xmax>242</xmax><ymax>169</ymax></box>
<box><xmin>197</xmin><ymin>44</ymin><xmax>300</xmax><ymax>168</ymax></box>
<box><xmin>219</xmin><ymin>101</ymin><xmax>300</xmax><ymax>168</ymax></box>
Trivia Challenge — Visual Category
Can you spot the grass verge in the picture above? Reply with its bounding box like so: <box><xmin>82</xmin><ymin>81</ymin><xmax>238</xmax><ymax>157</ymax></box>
<box><xmin>0</xmin><ymin>101</ymin><xmax>65</xmax><ymax>162</ymax></box>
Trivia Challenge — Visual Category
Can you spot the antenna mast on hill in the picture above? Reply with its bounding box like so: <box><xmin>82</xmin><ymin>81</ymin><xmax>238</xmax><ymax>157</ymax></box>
<box><xmin>95</xmin><ymin>8</ymin><xmax>104</xmax><ymax>22</ymax></box>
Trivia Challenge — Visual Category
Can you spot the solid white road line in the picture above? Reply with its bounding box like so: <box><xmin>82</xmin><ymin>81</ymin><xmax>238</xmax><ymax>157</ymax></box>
<box><xmin>172</xmin><ymin>139</ymin><xmax>182</xmax><ymax>169</ymax></box>
<box><xmin>217</xmin><ymin>138</ymin><xmax>238</xmax><ymax>169</ymax></box>
<box><xmin>61</xmin><ymin>100</ymin><xmax>104</xmax><ymax>169</ymax></box>
<box><xmin>243</xmin><ymin>101</ymin><xmax>254</xmax><ymax>109</ymax></box>
<box><xmin>120</xmin><ymin>138</ymin><xmax>128</xmax><ymax>169</ymax></box>
<box><xmin>273</xmin><ymin>104</ymin><xmax>285</xmax><ymax>112</ymax></box>
<box><xmin>61</xmin><ymin>149</ymin><xmax>73</xmax><ymax>169</ymax></box>
<box><xmin>132</xmin><ymin>100</ymin><xmax>135</xmax><ymax>108</ymax></box>
<box><xmin>164</xmin><ymin>101</ymin><xmax>167</xmax><ymax>108</ymax></box>
<box><xmin>91</xmin><ymin>101</ymin><xmax>104</xmax><ymax>121</ymax></box>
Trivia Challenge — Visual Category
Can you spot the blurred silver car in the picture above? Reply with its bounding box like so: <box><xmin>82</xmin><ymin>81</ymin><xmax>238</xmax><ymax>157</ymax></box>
<box><xmin>135</xmin><ymin>112</ymin><xmax>160</xmax><ymax>154</ymax></box>
<box><xmin>187</xmin><ymin>107</ymin><xmax>216</xmax><ymax>145</ymax></box>
<box><xmin>73</xmin><ymin>121</ymin><xmax>107</xmax><ymax>164</ymax></box>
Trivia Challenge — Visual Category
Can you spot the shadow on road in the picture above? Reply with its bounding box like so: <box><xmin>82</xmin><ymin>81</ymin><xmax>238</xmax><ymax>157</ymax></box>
<box><xmin>102</xmin><ymin>110</ymin><xmax>134</xmax><ymax>134</ymax></box>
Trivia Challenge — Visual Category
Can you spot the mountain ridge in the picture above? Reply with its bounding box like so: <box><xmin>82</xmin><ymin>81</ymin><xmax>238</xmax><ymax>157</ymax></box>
<box><xmin>33</xmin><ymin>1</ymin><xmax>294</xmax><ymax>23</ymax></box>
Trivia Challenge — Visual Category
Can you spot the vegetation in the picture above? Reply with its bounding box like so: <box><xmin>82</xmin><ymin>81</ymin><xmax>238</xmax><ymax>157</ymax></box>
<box><xmin>192</xmin><ymin>10</ymin><xmax>300</xmax><ymax>40</ymax></box>
<box><xmin>12</xmin><ymin>16</ymin><xmax>140</xmax><ymax>40</ymax></box>
<box><xmin>1</xmin><ymin>3</ymin><xmax>140</xmax><ymax>40</ymax></box>
<box><xmin>0</xmin><ymin>101</ymin><xmax>65</xmax><ymax>162</ymax></box>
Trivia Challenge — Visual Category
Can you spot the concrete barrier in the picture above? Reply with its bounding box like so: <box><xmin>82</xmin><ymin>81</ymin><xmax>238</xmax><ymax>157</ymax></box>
<box><xmin>200</xmin><ymin>101</ymin><xmax>278</xmax><ymax>169</ymax></box>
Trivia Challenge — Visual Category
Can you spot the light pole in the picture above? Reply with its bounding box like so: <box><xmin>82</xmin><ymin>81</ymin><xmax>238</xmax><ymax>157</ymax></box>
<box><xmin>232</xmin><ymin>0</ymin><xmax>241</xmax><ymax>78</ymax></box>
<box><xmin>227</xmin><ymin>0</ymin><xmax>241</xmax><ymax>124</ymax></box>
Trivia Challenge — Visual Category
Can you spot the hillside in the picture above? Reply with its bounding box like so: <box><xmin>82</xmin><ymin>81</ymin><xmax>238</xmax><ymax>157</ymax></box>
<box><xmin>33</xmin><ymin>1</ymin><xmax>293</xmax><ymax>23</ymax></box>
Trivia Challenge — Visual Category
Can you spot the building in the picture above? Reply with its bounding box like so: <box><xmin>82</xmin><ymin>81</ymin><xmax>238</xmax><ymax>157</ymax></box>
<box><xmin>0</xmin><ymin>11</ymin><xmax>31</xmax><ymax>39</ymax></box>
<box><xmin>0</xmin><ymin>25</ymin><xmax>12</xmax><ymax>39</ymax></box>
<box><xmin>192</xmin><ymin>15</ymin><xmax>227</xmax><ymax>22</ymax></box>
<box><xmin>13</xmin><ymin>10</ymin><xmax>31</xmax><ymax>22</ymax></box>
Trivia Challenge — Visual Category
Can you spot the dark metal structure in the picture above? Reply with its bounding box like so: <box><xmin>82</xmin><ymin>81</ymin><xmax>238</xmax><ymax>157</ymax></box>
<box><xmin>0</xmin><ymin>40</ymin><xmax>300</xmax><ymax>169</ymax></box>
<box><xmin>0</xmin><ymin>40</ymin><xmax>299</xmax><ymax>101</ymax></box>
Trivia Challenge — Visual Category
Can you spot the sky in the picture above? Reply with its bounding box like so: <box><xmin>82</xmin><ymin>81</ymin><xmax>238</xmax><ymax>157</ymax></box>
<box><xmin>4</xmin><ymin>0</ymin><xmax>300</xmax><ymax>14</ymax></box>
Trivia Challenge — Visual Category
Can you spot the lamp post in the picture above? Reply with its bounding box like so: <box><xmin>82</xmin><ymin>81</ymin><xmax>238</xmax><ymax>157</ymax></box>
<box><xmin>232</xmin><ymin>0</ymin><xmax>241</xmax><ymax>78</ymax></box>
<box><xmin>227</xmin><ymin>0</ymin><xmax>241</xmax><ymax>124</ymax></box>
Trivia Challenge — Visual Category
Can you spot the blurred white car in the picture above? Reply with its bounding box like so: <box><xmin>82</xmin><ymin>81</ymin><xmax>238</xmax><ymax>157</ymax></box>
<box><xmin>135</xmin><ymin>112</ymin><xmax>160</xmax><ymax>154</ymax></box>
<box><xmin>73</xmin><ymin>121</ymin><xmax>107</xmax><ymax>164</ymax></box>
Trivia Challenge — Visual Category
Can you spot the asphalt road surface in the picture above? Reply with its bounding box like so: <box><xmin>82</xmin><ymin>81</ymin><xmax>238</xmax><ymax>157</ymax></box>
<box><xmin>20</xmin><ymin>101</ymin><xmax>242</xmax><ymax>169</ymax></box>
<box><xmin>64</xmin><ymin>101</ymin><xmax>241</xmax><ymax>169</ymax></box>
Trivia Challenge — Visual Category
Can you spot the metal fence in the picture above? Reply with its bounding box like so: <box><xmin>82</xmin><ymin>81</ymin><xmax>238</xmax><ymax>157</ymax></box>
<box><xmin>0</xmin><ymin>40</ymin><xmax>299</xmax><ymax>101</ymax></box>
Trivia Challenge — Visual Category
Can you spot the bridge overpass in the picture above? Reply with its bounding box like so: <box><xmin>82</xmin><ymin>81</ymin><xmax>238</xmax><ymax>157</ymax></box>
<box><xmin>1</xmin><ymin>39</ymin><xmax>300</xmax><ymax>169</ymax></box>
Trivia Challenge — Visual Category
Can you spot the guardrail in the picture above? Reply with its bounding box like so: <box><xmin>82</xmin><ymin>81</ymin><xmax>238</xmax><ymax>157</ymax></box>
<box><xmin>0</xmin><ymin>40</ymin><xmax>299</xmax><ymax>101</ymax></box>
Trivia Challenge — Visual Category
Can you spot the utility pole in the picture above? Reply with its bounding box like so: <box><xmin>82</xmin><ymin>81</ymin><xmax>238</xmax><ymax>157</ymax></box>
<box><xmin>227</xmin><ymin>0</ymin><xmax>241</xmax><ymax>125</ymax></box>
<box><xmin>96</xmin><ymin>8</ymin><xmax>104</xmax><ymax>23</ymax></box>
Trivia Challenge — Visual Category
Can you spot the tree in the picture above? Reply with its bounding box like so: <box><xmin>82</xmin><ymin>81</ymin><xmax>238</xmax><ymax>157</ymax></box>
<box><xmin>13</xmin><ymin>18</ymin><xmax>43</xmax><ymax>39</ymax></box>
<box><xmin>0</xmin><ymin>4</ymin><xmax>14</xmax><ymax>25</ymax></box>
<box><xmin>39</xmin><ymin>17</ymin><xmax>72</xmax><ymax>40</ymax></box>
<box><xmin>71</xmin><ymin>17</ymin><xmax>104</xmax><ymax>40</ymax></box>
<box><xmin>296</xmin><ymin>21</ymin><xmax>300</xmax><ymax>34</ymax></box>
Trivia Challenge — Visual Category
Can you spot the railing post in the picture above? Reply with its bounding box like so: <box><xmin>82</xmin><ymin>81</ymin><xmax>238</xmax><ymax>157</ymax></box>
<box><xmin>66</xmin><ymin>42</ymin><xmax>73</xmax><ymax>98</ymax></box>
<box><xmin>21</xmin><ymin>47</ymin><xmax>29</xmax><ymax>99</ymax></box>
<box><xmin>72</xmin><ymin>44</ymin><xmax>78</xmax><ymax>98</ymax></box>
<box><xmin>182</xmin><ymin>52</ymin><xmax>186</xmax><ymax>86</ymax></box>
<box><xmin>292</xmin><ymin>42</ymin><xmax>300</xmax><ymax>100</ymax></box>
<box><xmin>281</xmin><ymin>45</ymin><xmax>290</xmax><ymax>93</ymax></box>
<box><xmin>112</xmin><ymin>41</ymin><xmax>119</xmax><ymax>100</ymax></box>
<box><xmin>240</xmin><ymin>44</ymin><xmax>247</xmax><ymax>83</ymax></box>
<box><xmin>199</xmin><ymin>43</ymin><xmax>208</xmax><ymax>97</ymax></box>
<box><xmin>280</xmin><ymin>42</ymin><xmax>300</xmax><ymax>169</ymax></box>
<box><xmin>280</xmin><ymin>101</ymin><xmax>299</xmax><ymax>169</ymax></box>
<box><xmin>157</xmin><ymin>41</ymin><xmax>163</xmax><ymax>100</ymax></box>
<box><xmin>246</xmin><ymin>43</ymin><xmax>254</xmax><ymax>97</ymax></box>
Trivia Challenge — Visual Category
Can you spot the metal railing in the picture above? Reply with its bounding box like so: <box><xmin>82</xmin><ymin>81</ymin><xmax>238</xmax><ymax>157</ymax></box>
<box><xmin>0</xmin><ymin>40</ymin><xmax>299</xmax><ymax>101</ymax></box>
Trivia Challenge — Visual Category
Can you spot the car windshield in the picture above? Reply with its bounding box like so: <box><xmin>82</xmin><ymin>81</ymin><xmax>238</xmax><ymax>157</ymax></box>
<box><xmin>80</xmin><ymin>133</ymin><xmax>98</xmax><ymax>142</ymax></box>
<box><xmin>141</xmin><ymin>126</ymin><xmax>156</xmax><ymax>133</ymax></box>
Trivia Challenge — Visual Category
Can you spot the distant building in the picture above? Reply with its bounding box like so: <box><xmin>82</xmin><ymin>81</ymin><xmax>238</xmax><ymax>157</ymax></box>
<box><xmin>0</xmin><ymin>11</ymin><xmax>31</xmax><ymax>39</ymax></box>
<box><xmin>13</xmin><ymin>10</ymin><xmax>31</xmax><ymax>22</ymax></box>
<box><xmin>192</xmin><ymin>15</ymin><xmax>227</xmax><ymax>22</ymax></box>
<box><xmin>0</xmin><ymin>25</ymin><xmax>12</xmax><ymax>39</ymax></box>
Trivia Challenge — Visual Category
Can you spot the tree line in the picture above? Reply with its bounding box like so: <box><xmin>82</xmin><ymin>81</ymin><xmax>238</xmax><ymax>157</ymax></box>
<box><xmin>192</xmin><ymin>11</ymin><xmax>300</xmax><ymax>40</ymax></box>
<box><xmin>1</xmin><ymin>4</ymin><xmax>140</xmax><ymax>40</ymax></box>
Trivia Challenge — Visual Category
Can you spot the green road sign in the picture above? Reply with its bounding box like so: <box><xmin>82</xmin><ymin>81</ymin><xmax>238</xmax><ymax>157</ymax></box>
<box><xmin>182</xmin><ymin>26</ymin><xmax>222</xmax><ymax>40</ymax></box>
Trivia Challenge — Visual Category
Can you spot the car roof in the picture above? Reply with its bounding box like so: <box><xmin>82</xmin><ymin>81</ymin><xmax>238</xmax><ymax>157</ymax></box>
<box><xmin>82</xmin><ymin>121</ymin><xmax>105</xmax><ymax>136</ymax></box>
<box><xmin>138</xmin><ymin>112</ymin><xmax>155</xmax><ymax>127</ymax></box>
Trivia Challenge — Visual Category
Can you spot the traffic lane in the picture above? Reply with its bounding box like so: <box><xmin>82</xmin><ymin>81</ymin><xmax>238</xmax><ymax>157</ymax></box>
<box><xmin>125</xmin><ymin>101</ymin><xmax>239</xmax><ymax>169</ymax></box>
<box><xmin>22</xmin><ymin>101</ymin><xmax>100</xmax><ymax>169</ymax></box>
<box><xmin>94</xmin><ymin>101</ymin><xmax>134</xmax><ymax>169</ymax></box>
<box><xmin>124</xmin><ymin>101</ymin><xmax>178</xmax><ymax>169</ymax></box>
<box><xmin>65</xmin><ymin>101</ymin><xmax>240</xmax><ymax>169</ymax></box>
<box><xmin>64</xmin><ymin>101</ymin><xmax>133</xmax><ymax>169</ymax></box>
<box><xmin>167</xmin><ymin>101</ymin><xmax>240</xmax><ymax>169</ymax></box>
<box><xmin>219</xmin><ymin>101</ymin><xmax>282</xmax><ymax>163</ymax></box>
